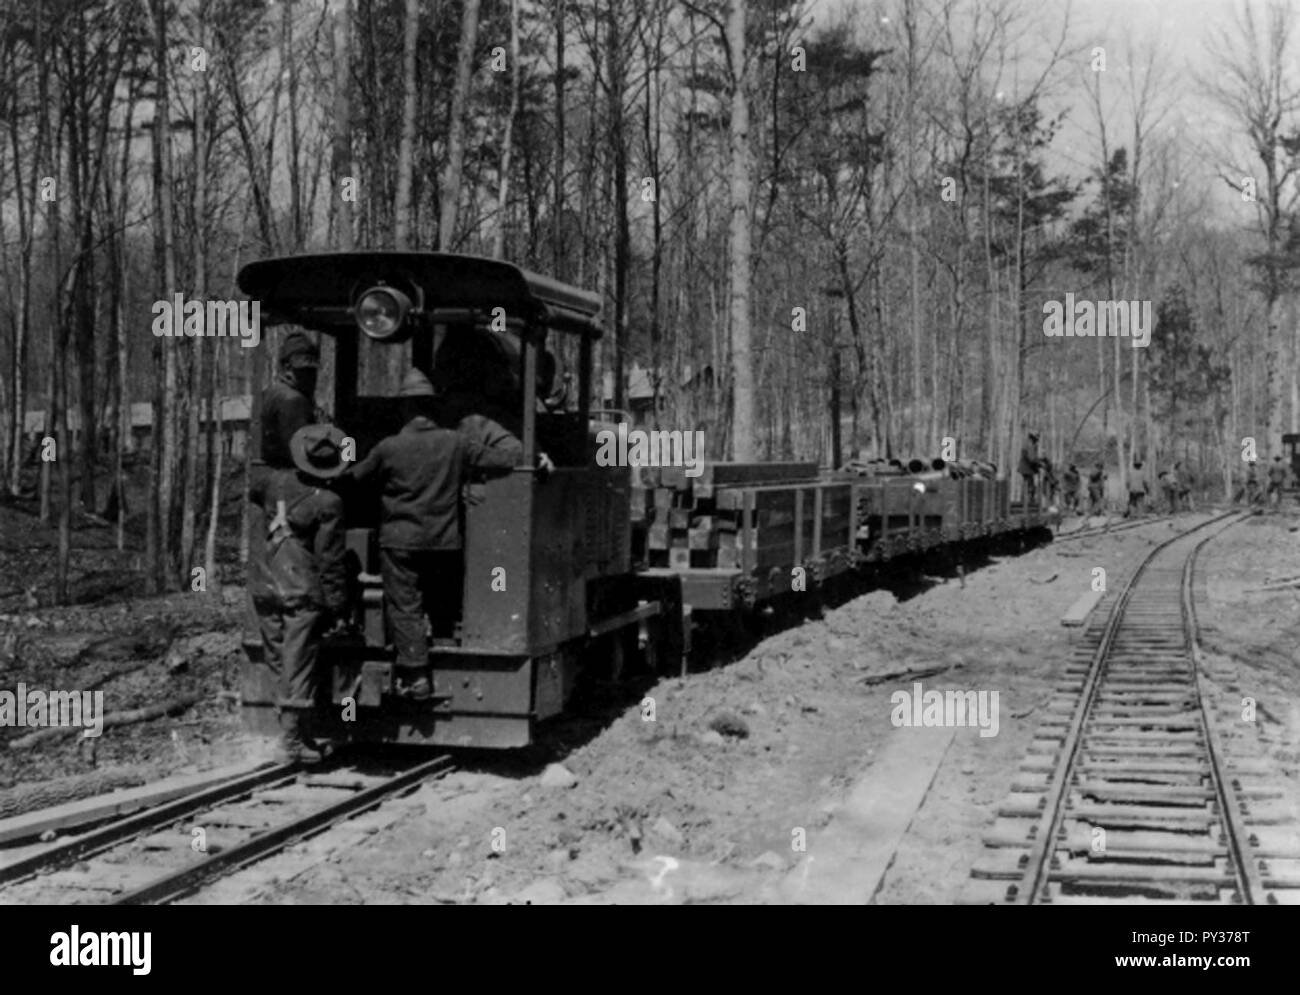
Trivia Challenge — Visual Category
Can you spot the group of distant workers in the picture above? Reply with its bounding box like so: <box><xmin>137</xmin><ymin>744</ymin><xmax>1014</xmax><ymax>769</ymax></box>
<box><xmin>251</xmin><ymin>331</ymin><xmax>546</xmax><ymax>761</ymax></box>
<box><xmin>1015</xmin><ymin>431</ymin><xmax>1294</xmax><ymax>518</ymax></box>
<box><xmin>1232</xmin><ymin>456</ymin><xmax>1294</xmax><ymax>509</ymax></box>
<box><xmin>1018</xmin><ymin>433</ymin><xmax>1118</xmax><ymax>514</ymax></box>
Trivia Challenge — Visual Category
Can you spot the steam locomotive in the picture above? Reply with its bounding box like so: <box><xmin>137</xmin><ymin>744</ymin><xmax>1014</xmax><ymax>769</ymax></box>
<box><xmin>237</xmin><ymin>252</ymin><xmax>1056</xmax><ymax>750</ymax></box>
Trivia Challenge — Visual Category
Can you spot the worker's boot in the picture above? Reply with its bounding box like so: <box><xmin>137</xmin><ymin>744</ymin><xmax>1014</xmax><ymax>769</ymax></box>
<box><xmin>275</xmin><ymin>708</ymin><xmax>323</xmax><ymax>764</ymax></box>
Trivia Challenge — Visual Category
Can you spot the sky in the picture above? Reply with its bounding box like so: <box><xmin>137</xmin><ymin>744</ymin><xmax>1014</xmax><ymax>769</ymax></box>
<box><xmin>809</xmin><ymin>0</ymin><xmax>1298</xmax><ymax>222</ymax></box>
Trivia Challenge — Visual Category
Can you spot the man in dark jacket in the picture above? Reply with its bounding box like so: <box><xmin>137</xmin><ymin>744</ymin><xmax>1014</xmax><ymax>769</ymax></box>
<box><xmin>1242</xmin><ymin>461</ymin><xmax>1261</xmax><ymax>505</ymax></box>
<box><xmin>1087</xmin><ymin>462</ymin><xmax>1106</xmax><ymax>515</ymax></box>
<box><xmin>350</xmin><ymin>369</ymin><xmax>522</xmax><ymax>700</ymax></box>
<box><xmin>260</xmin><ymin>331</ymin><xmax>321</xmax><ymax>470</ymax></box>
<box><xmin>1062</xmin><ymin>464</ymin><xmax>1081</xmax><ymax>514</ymax></box>
<box><xmin>250</xmin><ymin>423</ymin><xmax>350</xmax><ymax>762</ymax></box>
<box><xmin>1017</xmin><ymin>432</ymin><xmax>1041</xmax><ymax>507</ymax></box>
<box><xmin>1267</xmin><ymin>455</ymin><xmax>1287</xmax><ymax>508</ymax></box>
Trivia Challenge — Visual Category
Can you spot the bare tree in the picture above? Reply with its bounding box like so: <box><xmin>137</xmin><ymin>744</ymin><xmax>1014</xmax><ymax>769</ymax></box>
<box><xmin>725</xmin><ymin>0</ymin><xmax>755</xmax><ymax>460</ymax></box>
<box><xmin>493</xmin><ymin>0</ymin><xmax>520</xmax><ymax>259</ymax></box>
<box><xmin>440</xmin><ymin>0</ymin><xmax>483</xmax><ymax>250</ymax></box>
<box><xmin>393</xmin><ymin>0</ymin><xmax>419</xmax><ymax>249</ymax></box>
<box><xmin>332</xmin><ymin>0</ymin><xmax>354</xmax><ymax>250</ymax></box>
<box><xmin>1203</xmin><ymin>1</ymin><xmax>1300</xmax><ymax>453</ymax></box>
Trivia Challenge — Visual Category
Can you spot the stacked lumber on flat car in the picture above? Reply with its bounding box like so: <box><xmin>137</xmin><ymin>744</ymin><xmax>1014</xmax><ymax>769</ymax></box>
<box><xmin>631</xmin><ymin>462</ymin><xmax>852</xmax><ymax>573</ymax></box>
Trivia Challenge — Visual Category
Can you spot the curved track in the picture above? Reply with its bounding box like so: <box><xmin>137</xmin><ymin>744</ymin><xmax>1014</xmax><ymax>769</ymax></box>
<box><xmin>968</xmin><ymin>510</ymin><xmax>1300</xmax><ymax>904</ymax></box>
<box><xmin>0</xmin><ymin>754</ymin><xmax>453</xmax><ymax>905</ymax></box>
<box><xmin>1054</xmin><ymin>512</ymin><xmax>1188</xmax><ymax>544</ymax></box>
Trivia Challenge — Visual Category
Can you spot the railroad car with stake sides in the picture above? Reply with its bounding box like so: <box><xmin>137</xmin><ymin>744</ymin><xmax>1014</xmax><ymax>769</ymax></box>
<box><xmin>237</xmin><ymin>252</ymin><xmax>1056</xmax><ymax>750</ymax></box>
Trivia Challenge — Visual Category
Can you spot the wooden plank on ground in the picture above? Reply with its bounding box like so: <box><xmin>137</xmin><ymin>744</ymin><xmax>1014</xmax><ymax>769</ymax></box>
<box><xmin>0</xmin><ymin>760</ymin><xmax>273</xmax><ymax>847</ymax></box>
<box><xmin>1061</xmin><ymin>587</ymin><xmax>1105</xmax><ymax>627</ymax></box>
<box><xmin>780</xmin><ymin>725</ymin><xmax>956</xmax><ymax>903</ymax></box>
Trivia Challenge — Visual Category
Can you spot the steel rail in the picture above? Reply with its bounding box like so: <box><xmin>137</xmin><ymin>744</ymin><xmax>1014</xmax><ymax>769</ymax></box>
<box><xmin>112</xmin><ymin>754</ymin><xmax>455</xmax><ymax>905</ymax></box>
<box><xmin>1013</xmin><ymin>510</ymin><xmax>1245</xmax><ymax>905</ymax></box>
<box><xmin>1184</xmin><ymin>526</ymin><xmax>1264</xmax><ymax>904</ymax></box>
<box><xmin>0</xmin><ymin>762</ymin><xmax>299</xmax><ymax>887</ymax></box>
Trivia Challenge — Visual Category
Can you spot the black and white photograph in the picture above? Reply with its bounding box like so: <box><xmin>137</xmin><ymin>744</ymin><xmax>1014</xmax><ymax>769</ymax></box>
<box><xmin>0</xmin><ymin>0</ymin><xmax>1294</xmax><ymax>946</ymax></box>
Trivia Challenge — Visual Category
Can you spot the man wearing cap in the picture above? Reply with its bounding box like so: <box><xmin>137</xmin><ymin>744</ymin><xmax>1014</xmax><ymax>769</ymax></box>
<box><xmin>349</xmin><ymin>368</ymin><xmax>523</xmax><ymax>700</ymax></box>
<box><xmin>260</xmin><ymin>331</ymin><xmax>321</xmax><ymax>471</ymax></box>
<box><xmin>249</xmin><ymin>423</ymin><xmax>351</xmax><ymax>762</ymax></box>
<box><xmin>1017</xmin><ymin>432</ymin><xmax>1041</xmax><ymax>508</ymax></box>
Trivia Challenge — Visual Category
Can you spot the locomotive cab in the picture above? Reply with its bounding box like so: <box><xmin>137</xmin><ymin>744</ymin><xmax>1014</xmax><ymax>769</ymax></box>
<box><xmin>237</xmin><ymin>252</ymin><xmax>655</xmax><ymax>748</ymax></box>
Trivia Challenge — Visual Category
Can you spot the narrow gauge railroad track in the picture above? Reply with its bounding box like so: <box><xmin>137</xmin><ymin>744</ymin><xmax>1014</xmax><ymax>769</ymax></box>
<box><xmin>1053</xmin><ymin>512</ymin><xmax>1198</xmax><ymax>544</ymax></box>
<box><xmin>0</xmin><ymin>754</ymin><xmax>453</xmax><ymax>905</ymax></box>
<box><xmin>967</xmin><ymin>510</ymin><xmax>1300</xmax><ymax>904</ymax></box>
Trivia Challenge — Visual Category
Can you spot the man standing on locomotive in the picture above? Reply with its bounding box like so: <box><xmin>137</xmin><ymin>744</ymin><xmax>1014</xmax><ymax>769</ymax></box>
<box><xmin>260</xmin><ymin>332</ymin><xmax>323</xmax><ymax>473</ymax></box>
<box><xmin>349</xmin><ymin>369</ymin><xmax>522</xmax><ymax>700</ymax></box>
<box><xmin>250</xmin><ymin>424</ymin><xmax>351</xmax><ymax>762</ymax></box>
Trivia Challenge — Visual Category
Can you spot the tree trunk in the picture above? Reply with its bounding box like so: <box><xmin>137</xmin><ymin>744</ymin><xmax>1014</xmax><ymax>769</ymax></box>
<box><xmin>439</xmin><ymin>0</ymin><xmax>482</xmax><ymax>250</ymax></box>
<box><xmin>725</xmin><ymin>0</ymin><xmax>754</xmax><ymax>461</ymax></box>
<box><xmin>284</xmin><ymin>0</ymin><xmax>304</xmax><ymax>249</ymax></box>
<box><xmin>493</xmin><ymin>0</ymin><xmax>520</xmax><ymax>259</ymax></box>
<box><xmin>332</xmin><ymin>0</ymin><xmax>355</xmax><ymax>250</ymax></box>
<box><xmin>552</xmin><ymin>0</ymin><xmax>565</xmax><ymax>278</ymax></box>
<box><xmin>48</xmin><ymin>89</ymin><xmax>71</xmax><ymax>604</ymax></box>
<box><xmin>151</xmin><ymin>0</ymin><xmax>179</xmax><ymax>592</ymax></box>
<box><xmin>607</xmin><ymin>1</ymin><xmax>628</xmax><ymax>412</ymax></box>
<box><xmin>5</xmin><ymin>40</ymin><xmax>41</xmax><ymax>500</ymax></box>
<box><xmin>393</xmin><ymin>0</ymin><xmax>419</xmax><ymax>249</ymax></box>
<box><xmin>182</xmin><ymin>10</ymin><xmax>209</xmax><ymax>582</ymax></box>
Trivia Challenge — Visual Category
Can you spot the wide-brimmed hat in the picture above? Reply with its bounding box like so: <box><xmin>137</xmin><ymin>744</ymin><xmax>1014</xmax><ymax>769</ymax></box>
<box><xmin>289</xmin><ymin>424</ymin><xmax>348</xmax><ymax>480</ymax></box>
<box><xmin>399</xmin><ymin>368</ymin><xmax>436</xmax><ymax>398</ymax></box>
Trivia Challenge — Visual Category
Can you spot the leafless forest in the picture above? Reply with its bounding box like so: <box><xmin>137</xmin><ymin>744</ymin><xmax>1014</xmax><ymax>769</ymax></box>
<box><xmin>1</xmin><ymin>0</ymin><xmax>1298</xmax><ymax>600</ymax></box>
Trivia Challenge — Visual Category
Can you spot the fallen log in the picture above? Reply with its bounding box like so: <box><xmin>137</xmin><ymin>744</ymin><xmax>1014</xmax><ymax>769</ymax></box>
<box><xmin>857</xmin><ymin>664</ymin><xmax>950</xmax><ymax>686</ymax></box>
<box><xmin>0</xmin><ymin>766</ymin><xmax>152</xmax><ymax>821</ymax></box>
<box><xmin>4</xmin><ymin>694</ymin><xmax>203</xmax><ymax>751</ymax></box>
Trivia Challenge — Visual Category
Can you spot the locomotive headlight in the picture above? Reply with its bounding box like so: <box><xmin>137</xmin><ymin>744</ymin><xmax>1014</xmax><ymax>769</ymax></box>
<box><xmin>355</xmin><ymin>286</ymin><xmax>412</xmax><ymax>340</ymax></box>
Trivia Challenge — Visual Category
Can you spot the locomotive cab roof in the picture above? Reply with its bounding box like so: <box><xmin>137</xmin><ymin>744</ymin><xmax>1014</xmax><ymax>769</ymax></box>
<box><xmin>236</xmin><ymin>251</ymin><xmax>602</xmax><ymax>337</ymax></box>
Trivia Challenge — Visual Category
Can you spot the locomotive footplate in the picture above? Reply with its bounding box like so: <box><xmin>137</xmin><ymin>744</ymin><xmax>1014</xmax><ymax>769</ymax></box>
<box><xmin>323</xmin><ymin>650</ymin><xmax>557</xmax><ymax>749</ymax></box>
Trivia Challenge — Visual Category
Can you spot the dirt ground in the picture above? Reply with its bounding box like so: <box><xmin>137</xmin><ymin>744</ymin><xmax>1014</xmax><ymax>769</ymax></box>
<box><xmin>4</xmin><ymin>502</ymin><xmax>1299</xmax><ymax>904</ymax></box>
<box><xmin>0</xmin><ymin>496</ymin><xmax>262</xmax><ymax>793</ymax></box>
